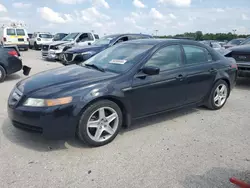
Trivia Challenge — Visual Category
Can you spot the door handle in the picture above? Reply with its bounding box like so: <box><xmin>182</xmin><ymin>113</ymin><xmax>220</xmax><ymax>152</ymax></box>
<box><xmin>176</xmin><ymin>74</ymin><xmax>185</xmax><ymax>81</ymax></box>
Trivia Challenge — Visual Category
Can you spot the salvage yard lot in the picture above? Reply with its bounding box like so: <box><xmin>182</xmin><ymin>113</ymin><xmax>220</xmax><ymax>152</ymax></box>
<box><xmin>0</xmin><ymin>50</ymin><xmax>250</xmax><ymax>188</ymax></box>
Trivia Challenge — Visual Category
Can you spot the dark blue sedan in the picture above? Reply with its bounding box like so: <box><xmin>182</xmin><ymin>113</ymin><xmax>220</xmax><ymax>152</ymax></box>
<box><xmin>60</xmin><ymin>33</ymin><xmax>152</xmax><ymax>65</ymax></box>
<box><xmin>8</xmin><ymin>39</ymin><xmax>237</xmax><ymax>147</ymax></box>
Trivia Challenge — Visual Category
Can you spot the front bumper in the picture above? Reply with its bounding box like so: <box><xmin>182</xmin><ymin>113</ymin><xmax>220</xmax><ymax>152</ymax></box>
<box><xmin>8</xmin><ymin>104</ymin><xmax>79</xmax><ymax>139</ymax></box>
<box><xmin>42</xmin><ymin>49</ymin><xmax>63</xmax><ymax>60</ymax></box>
<box><xmin>237</xmin><ymin>62</ymin><xmax>250</xmax><ymax>77</ymax></box>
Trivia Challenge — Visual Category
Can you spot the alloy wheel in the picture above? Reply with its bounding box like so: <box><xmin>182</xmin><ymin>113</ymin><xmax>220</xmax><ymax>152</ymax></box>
<box><xmin>86</xmin><ymin>107</ymin><xmax>119</xmax><ymax>142</ymax></box>
<box><xmin>213</xmin><ymin>84</ymin><xmax>228</xmax><ymax>107</ymax></box>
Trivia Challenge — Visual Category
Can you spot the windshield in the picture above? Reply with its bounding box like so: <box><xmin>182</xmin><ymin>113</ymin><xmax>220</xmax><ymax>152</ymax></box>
<box><xmin>92</xmin><ymin>36</ymin><xmax>115</xmax><ymax>45</ymax></box>
<box><xmin>62</xmin><ymin>33</ymin><xmax>79</xmax><ymax>41</ymax></box>
<box><xmin>81</xmin><ymin>43</ymin><xmax>153</xmax><ymax>73</ymax></box>
<box><xmin>39</xmin><ymin>34</ymin><xmax>52</xmax><ymax>38</ymax></box>
<box><xmin>227</xmin><ymin>39</ymin><xmax>244</xmax><ymax>45</ymax></box>
<box><xmin>240</xmin><ymin>38</ymin><xmax>250</xmax><ymax>45</ymax></box>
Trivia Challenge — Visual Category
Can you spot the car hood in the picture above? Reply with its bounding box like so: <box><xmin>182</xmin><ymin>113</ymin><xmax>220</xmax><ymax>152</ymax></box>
<box><xmin>66</xmin><ymin>45</ymin><xmax>108</xmax><ymax>53</ymax></box>
<box><xmin>48</xmin><ymin>41</ymin><xmax>72</xmax><ymax>46</ymax></box>
<box><xmin>17</xmin><ymin>65</ymin><xmax>117</xmax><ymax>96</ymax></box>
<box><xmin>227</xmin><ymin>44</ymin><xmax>250</xmax><ymax>53</ymax></box>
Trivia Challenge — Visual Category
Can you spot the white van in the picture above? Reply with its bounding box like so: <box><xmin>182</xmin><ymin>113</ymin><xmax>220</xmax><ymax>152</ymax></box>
<box><xmin>0</xmin><ymin>26</ymin><xmax>29</xmax><ymax>50</ymax></box>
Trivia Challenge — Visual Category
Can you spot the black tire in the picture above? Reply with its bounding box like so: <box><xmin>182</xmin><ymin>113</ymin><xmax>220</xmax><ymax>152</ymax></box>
<box><xmin>206</xmin><ymin>80</ymin><xmax>229</xmax><ymax>110</ymax></box>
<box><xmin>34</xmin><ymin>42</ymin><xmax>39</xmax><ymax>50</ymax></box>
<box><xmin>77</xmin><ymin>100</ymin><xmax>123</xmax><ymax>147</ymax></box>
<box><xmin>0</xmin><ymin>65</ymin><xmax>6</xmax><ymax>83</ymax></box>
<box><xmin>29</xmin><ymin>43</ymin><xmax>32</xmax><ymax>49</ymax></box>
<box><xmin>25</xmin><ymin>48</ymin><xmax>29</xmax><ymax>51</ymax></box>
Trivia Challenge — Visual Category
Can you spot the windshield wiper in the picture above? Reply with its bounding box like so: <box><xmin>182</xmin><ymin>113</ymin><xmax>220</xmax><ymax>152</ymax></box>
<box><xmin>84</xmin><ymin>64</ymin><xmax>105</xmax><ymax>72</ymax></box>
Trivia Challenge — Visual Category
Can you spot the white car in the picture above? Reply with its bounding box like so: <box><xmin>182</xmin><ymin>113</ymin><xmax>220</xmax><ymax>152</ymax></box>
<box><xmin>0</xmin><ymin>26</ymin><xmax>29</xmax><ymax>50</ymax></box>
<box><xmin>29</xmin><ymin>32</ymin><xmax>53</xmax><ymax>50</ymax></box>
<box><xmin>41</xmin><ymin>32</ymin><xmax>99</xmax><ymax>60</ymax></box>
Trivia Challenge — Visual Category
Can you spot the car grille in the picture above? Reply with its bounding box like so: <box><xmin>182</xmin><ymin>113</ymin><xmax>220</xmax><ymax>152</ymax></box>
<box><xmin>49</xmin><ymin>45</ymin><xmax>57</xmax><ymax>50</ymax></box>
<box><xmin>232</xmin><ymin>53</ymin><xmax>250</xmax><ymax>62</ymax></box>
<box><xmin>12</xmin><ymin>121</ymin><xmax>43</xmax><ymax>133</ymax></box>
<box><xmin>8</xmin><ymin>88</ymin><xmax>23</xmax><ymax>106</ymax></box>
<box><xmin>64</xmin><ymin>53</ymin><xmax>73</xmax><ymax>61</ymax></box>
<box><xmin>42</xmin><ymin>45</ymin><xmax>49</xmax><ymax>51</ymax></box>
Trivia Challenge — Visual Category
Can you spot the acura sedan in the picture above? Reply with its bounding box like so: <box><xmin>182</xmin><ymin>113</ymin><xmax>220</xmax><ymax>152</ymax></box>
<box><xmin>8</xmin><ymin>39</ymin><xmax>237</xmax><ymax>147</ymax></box>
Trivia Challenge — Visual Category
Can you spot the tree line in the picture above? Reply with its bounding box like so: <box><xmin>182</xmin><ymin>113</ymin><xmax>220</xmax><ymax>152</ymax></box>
<box><xmin>156</xmin><ymin>31</ymin><xmax>250</xmax><ymax>41</ymax></box>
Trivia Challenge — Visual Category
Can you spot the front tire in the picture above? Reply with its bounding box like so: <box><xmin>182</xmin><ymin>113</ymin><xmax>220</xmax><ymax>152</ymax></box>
<box><xmin>0</xmin><ymin>65</ymin><xmax>6</xmax><ymax>83</ymax></box>
<box><xmin>77</xmin><ymin>100</ymin><xmax>123</xmax><ymax>147</ymax></box>
<box><xmin>206</xmin><ymin>80</ymin><xmax>229</xmax><ymax>110</ymax></box>
<box><xmin>34</xmin><ymin>42</ymin><xmax>39</xmax><ymax>50</ymax></box>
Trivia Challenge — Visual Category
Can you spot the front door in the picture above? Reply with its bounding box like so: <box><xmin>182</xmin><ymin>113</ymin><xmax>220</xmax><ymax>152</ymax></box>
<box><xmin>128</xmin><ymin>44</ymin><xmax>187</xmax><ymax>118</ymax></box>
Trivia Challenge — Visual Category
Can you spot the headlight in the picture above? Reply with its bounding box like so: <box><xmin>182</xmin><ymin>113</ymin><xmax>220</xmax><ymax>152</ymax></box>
<box><xmin>23</xmin><ymin>97</ymin><xmax>72</xmax><ymax>107</ymax></box>
<box><xmin>55</xmin><ymin>45</ymin><xmax>64</xmax><ymax>50</ymax></box>
<box><xmin>81</xmin><ymin>51</ymin><xmax>95</xmax><ymax>55</ymax></box>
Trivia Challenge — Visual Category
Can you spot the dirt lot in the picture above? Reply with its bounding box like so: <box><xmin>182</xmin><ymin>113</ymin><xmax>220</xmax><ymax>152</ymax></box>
<box><xmin>0</xmin><ymin>50</ymin><xmax>250</xmax><ymax>188</ymax></box>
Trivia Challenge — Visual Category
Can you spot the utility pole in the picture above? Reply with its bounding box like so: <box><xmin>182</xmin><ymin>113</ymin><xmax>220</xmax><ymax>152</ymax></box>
<box><xmin>155</xmin><ymin>29</ymin><xmax>158</xmax><ymax>37</ymax></box>
<box><xmin>232</xmin><ymin>29</ymin><xmax>236</xmax><ymax>35</ymax></box>
<box><xmin>91</xmin><ymin>30</ymin><xmax>94</xmax><ymax>33</ymax></box>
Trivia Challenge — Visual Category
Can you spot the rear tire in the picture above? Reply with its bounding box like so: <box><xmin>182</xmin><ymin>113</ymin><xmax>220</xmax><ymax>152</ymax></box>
<box><xmin>206</xmin><ymin>80</ymin><xmax>229</xmax><ymax>110</ymax></box>
<box><xmin>0</xmin><ymin>65</ymin><xmax>6</xmax><ymax>83</ymax></box>
<box><xmin>77</xmin><ymin>100</ymin><xmax>123</xmax><ymax>147</ymax></box>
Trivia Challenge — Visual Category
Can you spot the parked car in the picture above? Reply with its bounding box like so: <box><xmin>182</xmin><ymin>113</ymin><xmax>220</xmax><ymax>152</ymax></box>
<box><xmin>28</xmin><ymin>33</ymin><xmax>32</xmax><ymax>39</ymax></box>
<box><xmin>41</xmin><ymin>32</ymin><xmax>99</xmax><ymax>61</ymax></box>
<box><xmin>8</xmin><ymin>39</ymin><xmax>237</xmax><ymax>146</ymax></box>
<box><xmin>0</xmin><ymin>26</ymin><xmax>29</xmax><ymax>51</ymax></box>
<box><xmin>199</xmin><ymin>41</ymin><xmax>226</xmax><ymax>54</ymax></box>
<box><xmin>224</xmin><ymin>44</ymin><xmax>250</xmax><ymax>77</ymax></box>
<box><xmin>60</xmin><ymin>33</ymin><xmax>152</xmax><ymax>65</ymax></box>
<box><xmin>224</xmin><ymin>38</ymin><xmax>245</xmax><ymax>49</ymax></box>
<box><xmin>239</xmin><ymin>37</ymin><xmax>250</xmax><ymax>45</ymax></box>
<box><xmin>53</xmin><ymin>33</ymin><xmax>68</xmax><ymax>41</ymax></box>
<box><xmin>29</xmin><ymin>32</ymin><xmax>53</xmax><ymax>50</ymax></box>
<box><xmin>0</xmin><ymin>45</ymin><xmax>31</xmax><ymax>82</ymax></box>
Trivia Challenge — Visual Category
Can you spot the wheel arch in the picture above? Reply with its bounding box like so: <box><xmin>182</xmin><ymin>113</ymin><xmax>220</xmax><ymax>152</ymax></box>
<box><xmin>78</xmin><ymin>96</ymin><xmax>131</xmax><ymax>128</ymax></box>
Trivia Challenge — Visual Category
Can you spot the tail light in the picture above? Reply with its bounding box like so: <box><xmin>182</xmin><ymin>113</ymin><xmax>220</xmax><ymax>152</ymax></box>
<box><xmin>3</xmin><ymin>37</ymin><xmax>6</xmax><ymax>42</ymax></box>
<box><xmin>8</xmin><ymin>50</ymin><xmax>18</xmax><ymax>57</ymax></box>
<box><xmin>27</xmin><ymin>38</ymin><xmax>29</xmax><ymax>41</ymax></box>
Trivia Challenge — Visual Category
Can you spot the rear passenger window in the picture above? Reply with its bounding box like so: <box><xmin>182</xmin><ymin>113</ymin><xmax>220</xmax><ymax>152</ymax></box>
<box><xmin>7</xmin><ymin>29</ymin><xmax>16</xmax><ymax>36</ymax></box>
<box><xmin>183</xmin><ymin>45</ymin><xmax>210</xmax><ymax>64</ymax></box>
<box><xmin>16</xmin><ymin>29</ymin><xmax>25</xmax><ymax>36</ymax></box>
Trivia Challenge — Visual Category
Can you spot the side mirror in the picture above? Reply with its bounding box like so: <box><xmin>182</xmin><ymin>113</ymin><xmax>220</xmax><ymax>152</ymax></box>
<box><xmin>142</xmin><ymin>66</ymin><xmax>160</xmax><ymax>75</ymax></box>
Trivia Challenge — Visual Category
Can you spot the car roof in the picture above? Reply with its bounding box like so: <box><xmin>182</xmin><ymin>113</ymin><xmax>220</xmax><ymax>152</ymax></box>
<box><xmin>105</xmin><ymin>33</ymin><xmax>152</xmax><ymax>38</ymax></box>
<box><xmin>125</xmin><ymin>38</ymin><xmax>202</xmax><ymax>46</ymax></box>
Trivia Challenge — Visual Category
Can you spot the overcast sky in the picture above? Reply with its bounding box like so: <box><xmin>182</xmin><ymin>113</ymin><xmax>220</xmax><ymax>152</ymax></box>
<box><xmin>0</xmin><ymin>0</ymin><xmax>250</xmax><ymax>36</ymax></box>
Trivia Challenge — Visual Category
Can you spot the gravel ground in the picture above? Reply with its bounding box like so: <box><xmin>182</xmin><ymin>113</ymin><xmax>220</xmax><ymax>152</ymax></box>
<box><xmin>0</xmin><ymin>50</ymin><xmax>250</xmax><ymax>188</ymax></box>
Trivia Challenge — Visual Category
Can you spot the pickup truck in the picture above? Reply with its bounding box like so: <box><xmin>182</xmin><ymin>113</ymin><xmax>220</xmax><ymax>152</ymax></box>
<box><xmin>41</xmin><ymin>32</ymin><xmax>99</xmax><ymax>61</ymax></box>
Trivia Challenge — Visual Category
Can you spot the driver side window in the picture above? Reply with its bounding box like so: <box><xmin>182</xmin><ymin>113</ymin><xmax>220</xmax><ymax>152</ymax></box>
<box><xmin>145</xmin><ymin>45</ymin><xmax>182</xmax><ymax>71</ymax></box>
<box><xmin>114</xmin><ymin>36</ymin><xmax>128</xmax><ymax>45</ymax></box>
<box><xmin>77</xmin><ymin>33</ymin><xmax>89</xmax><ymax>42</ymax></box>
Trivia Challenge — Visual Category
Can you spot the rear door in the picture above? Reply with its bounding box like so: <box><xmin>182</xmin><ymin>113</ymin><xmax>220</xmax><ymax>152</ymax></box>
<box><xmin>5</xmin><ymin>28</ymin><xmax>18</xmax><ymax>45</ymax></box>
<box><xmin>181</xmin><ymin>44</ymin><xmax>217</xmax><ymax>104</ymax></box>
<box><xmin>16</xmin><ymin>29</ymin><xmax>27</xmax><ymax>45</ymax></box>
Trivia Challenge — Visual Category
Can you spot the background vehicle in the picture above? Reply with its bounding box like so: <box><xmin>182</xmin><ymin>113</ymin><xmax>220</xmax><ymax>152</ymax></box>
<box><xmin>200</xmin><ymin>41</ymin><xmax>226</xmax><ymax>54</ymax></box>
<box><xmin>41</xmin><ymin>32</ymin><xmax>99</xmax><ymax>60</ymax></box>
<box><xmin>239</xmin><ymin>36</ymin><xmax>250</xmax><ymax>45</ymax></box>
<box><xmin>61</xmin><ymin>33</ymin><xmax>152</xmax><ymax>65</ymax></box>
<box><xmin>53</xmin><ymin>33</ymin><xmax>68</xmax><ymax>41</ymax></box>
<box><xmin>28</xmin><ymin>33</ymin><xmax>32</xmax><ymax>39</ymax></box>
<box><xmin>0</xmin><ymin>25</ymin><xmax>29</xmax><ymax>51</ymax></box>
<box><xmin>29</xmin><ymin>32</ymin><xmax>53</xmax><ymax>50</ymax></box>
<box><xmin>8</xmin><ymin>39</ymin><xmax>237</xmax><ymax>146</ymax></box>
<box><xmin>0</xmin><ymin>45</ymin><xmax>22</xmax><ymax>82</ymax></box>
<box><xmin>225</xmin><ymin>44</ymin><xmax>250</xmax><ymax>77</ymax></box>
<box><xmin>224</xmin><ymin>38</ymin><xmax>245</xmax><ymax>49</ymax></box>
